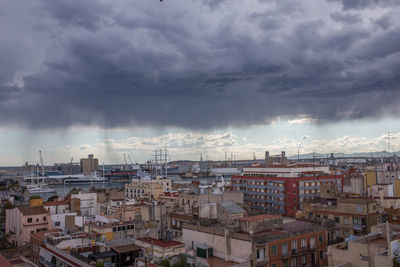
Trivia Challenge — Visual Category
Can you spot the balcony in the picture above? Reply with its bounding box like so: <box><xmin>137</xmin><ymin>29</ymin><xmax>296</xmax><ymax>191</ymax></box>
<box><xmin>291</xmin><ymin>247</ymin><xmax>315</xmax><ymax>256</ymax></box>
<box><xmin>353</xmin><ymin>224</ymin><xmax>365</xmax><ymax>231</ymax></box>
<box><xmin>281</xmin><ymin>252</ymin><xmax>290</xmax><ymax>259</ymax></box>
<box><xmin>255</xmin><ymin>257</ymin><xmax>269</xmax><ymax>266</ymax></box>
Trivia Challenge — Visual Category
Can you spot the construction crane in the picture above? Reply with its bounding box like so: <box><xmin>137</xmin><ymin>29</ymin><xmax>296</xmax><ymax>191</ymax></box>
<box><xmin>39</xmin><ymin>150</ymin><xmax>45</xmax><ymax>177</ymax></box>
<box><xmin>123</xmin><ymin>153</ymin><xmax>128</xmax><ymax>169</ymax></box>
<box><xmin>128</xmin><ymin>154</ymin><xmax>133</xmax><ymax>169</ymax></box>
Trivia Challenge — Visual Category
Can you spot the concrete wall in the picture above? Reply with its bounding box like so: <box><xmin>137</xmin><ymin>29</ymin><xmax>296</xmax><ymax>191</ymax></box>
<box><xmin>51</xmin><ymin>212</ymin><xmax>77</xmax><ymax>231</ymax></box>
<box><xmin>372</xmin><ymin>184</ymin><xmax>394</xmax><ymax>197</ymax></box>
<box><xmin>199</xmin><ymin>203</ymin><xmax>217</xmax><ymax>220</ymax></box>
<box><xmin>182</xmin><ymin>226</ymin><xmax>252</xmax><ymax>262</ymax></box>
<box><xmin>328</xmin><ymin>240</ymin><xmax>386</xmax><ymax>267</ymax></box>
<box><xmin>239</xmin><ymin>217</ymin><xmax>282</xmax><ymax>234</ymax></box>
<box><xmin>71</xmin><ymin>193</ymin><xmax>98</xmax><ymax>216</ymax></box>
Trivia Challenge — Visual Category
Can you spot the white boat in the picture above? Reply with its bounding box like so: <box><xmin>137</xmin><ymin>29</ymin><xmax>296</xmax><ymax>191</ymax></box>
<box><xmin>63</xmin><ymin>174</ymin><xmax>107</xmax><ymax>184</ymax></box>
<box><xmin>27</xmin><ymin>185</ymin><xmax>55</xmax><ymax>194</ymax></box>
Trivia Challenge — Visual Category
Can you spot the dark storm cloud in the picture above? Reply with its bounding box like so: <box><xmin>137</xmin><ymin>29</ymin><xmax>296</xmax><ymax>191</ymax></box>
<box><xmin>330</xmin><ymin>0</ymin><xmax>400</xmax><ymax>10</ymax></box>
<box><xmin>0</xmin><ymin>0</ymin><xmax>400</xmax><ymax>129</ymax></box>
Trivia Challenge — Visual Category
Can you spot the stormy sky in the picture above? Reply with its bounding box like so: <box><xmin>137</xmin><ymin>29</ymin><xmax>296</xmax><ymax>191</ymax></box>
<box><xmin>1</xmin><ymin>0</ymin><xmax>400</xmax><ymax>165</ymax></box>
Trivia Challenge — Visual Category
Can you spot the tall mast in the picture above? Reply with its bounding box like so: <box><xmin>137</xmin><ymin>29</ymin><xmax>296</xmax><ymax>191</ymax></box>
<box><xmin>39</xmin><ymin>150</ymin><xmax>45</xmax><ymax>177</ymax></box>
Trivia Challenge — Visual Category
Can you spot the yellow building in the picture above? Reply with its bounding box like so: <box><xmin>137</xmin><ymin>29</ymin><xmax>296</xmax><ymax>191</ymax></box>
<box><xmin>394</xmin><ymin>180</ymin><xmax>400</xmax><ymax>197</ymax></box>
<box><xmin>364</xmin><ymin>171</ymin><xmax>377</xmax><ymax>193</ymax></box>
<box><xmin>29</xmin><ymin>197</ymin><xmax>43</xmax><ymax>207</ymax></box>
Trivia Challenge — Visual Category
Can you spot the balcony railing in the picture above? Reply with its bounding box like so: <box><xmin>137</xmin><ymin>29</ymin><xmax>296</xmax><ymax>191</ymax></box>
<box><xmin>291</xmin><ymin>247</ymin><xmax>316</xmax><ymax>256</ymax></box>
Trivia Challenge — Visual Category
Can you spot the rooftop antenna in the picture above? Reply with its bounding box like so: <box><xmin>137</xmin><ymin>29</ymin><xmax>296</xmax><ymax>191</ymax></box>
<box><xmin>154</xmin><ymin>149</ymin><xmax>158</xmax><ymax>176</ymax></box>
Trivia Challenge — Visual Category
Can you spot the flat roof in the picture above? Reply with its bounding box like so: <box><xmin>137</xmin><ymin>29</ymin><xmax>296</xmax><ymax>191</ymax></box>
<box><xmin>43</xmin><ymin>201</ymin><xmax>68</xmax><ymax>206</ymax></box>
<box><xmin>218</xmin><ymin>201</ymin><xmax>246</xmax><ymax>215</ymax></box>
<box><xmin>282</xmin><ymin>221</ymin><xmax>321</xmax><ymax>233</ymax></box>
<box><xmin>338</xmin><ymin>198</ymin><xmax>376</xmax><ymax>203</ymax></box>
<box><xmin>136</xmin><ymin>237</ymin><xmax>184</xmax><ymax>248</ymax></box>
<box><xmin>239</xmin><ymin>214</ymin><xmax>280</xmax><ymax>222</ymax></box>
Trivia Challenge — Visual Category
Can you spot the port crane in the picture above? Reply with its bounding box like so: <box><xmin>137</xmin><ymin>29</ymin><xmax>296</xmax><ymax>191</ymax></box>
<box><xmin>123</xmin><ymin>153</ymin><xmax>128</xmax><ymax>169</ymax></box>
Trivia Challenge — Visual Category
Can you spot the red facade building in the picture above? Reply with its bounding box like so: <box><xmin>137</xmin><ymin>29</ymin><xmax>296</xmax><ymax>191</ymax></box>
<box><xmin>232</xmin><ymin>175</ymin><xmax>343</xmax><ymax>217</ymax></box>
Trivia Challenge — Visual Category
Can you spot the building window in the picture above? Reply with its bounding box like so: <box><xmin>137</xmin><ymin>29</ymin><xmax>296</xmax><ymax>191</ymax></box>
<box><xmin>301</xmin><ymin>238</ymin><xmax>306</xmax><ymax>248</ymax></box>
<box><xmin>272</xmin><ymin>264</ymin><xmax>277</xmax><ymax>267</ymax></box>
<box><xmin>36</xmin><ymin>218</ymin><xmax>39</xmax><ymax>222</ymax></box>
<box><xmin>292</xmin><ymin>258</ymin><xmax>297</xmax><ymax>267</ymax></box>
<box><xmin>271</xmin><ymin>245</ymin><xmax>277</xmax><ymax>256</ymax></box>
<box><xmin>319</xmin><ymin>235</ymin><xmax>324</xmax><ymax>243</ymax></box>
<box><xmin>302</xmin><ymin>255</ymin><xmax>306</xmax><ymax>264</ymax></box>
<box><xmin>257</xmin><ymin>249</ymin><xmax>260</xmax><ymax>259</ymax></box>
<box><xmin>55</xmin><ymin>221</ymin><xmax>60</xmax><ymax>227</ymax></box>
<box><xmin>282</xmin><ymin>260</ymin><xmax>288</xmax><ymax>267</ymax></box>
<box><xmin>291</xmin><ymin>240</ymin><xmax>297</xmax><ymax>249</ymax></box>
<box><xmin>343</xmin><ymin>218</ymin><xmax>350</xmax><ymax>225</ymax></box>
<box><xmin>27</xmin><ymin>218</ymin><xmax>32</xmax><ymax>223</ymax></box>
<box><xmin>43</xmin><ymin>216</ymin><xmax>46</xmax><ymax>221</ymax></box>
<box><xmin>310</xmin><ymin>237</ymin><xmax>315</xmax><ymax>248</ymax></box>
<box><xmin>320</xmin><ymin>250</ymin><xmax>324</xmax><ymax>259</ymax></box>
<box><xmin>282</xmin><ymin>243</ymin><xmax>288</xmax><ymax>256</ymax></box>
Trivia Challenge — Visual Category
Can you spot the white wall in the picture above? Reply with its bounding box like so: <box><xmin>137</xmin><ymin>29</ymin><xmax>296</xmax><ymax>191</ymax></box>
<box><xmin>51</xmin><ymin>212</ymin><xmax>77</xmax><ymax>231</ymax></box>
<box><xmin>182</xmin><ymin>228</ymin><xmax>252</xmax><ymax>262</ymax></box>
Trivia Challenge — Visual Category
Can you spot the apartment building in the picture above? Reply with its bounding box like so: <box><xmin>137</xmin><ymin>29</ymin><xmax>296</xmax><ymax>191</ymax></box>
<box><xmin>69</xmin><ymin>192</ymin><xmax>98</xmax><ymax>216</ymax></box>
<box><xmin>134</xmin><ymin>237</ymin><xmax>185</xmax><ymax>259</ymax></box>
<box><xmin>125</xmin><ymin>177</ymin><xmax>172</xmax><ymax>200</ymax></box>
<box><xmin>43</xmin><ymin>200</ymin><xmax>77</xmax><ymax>231</ymax></box>
<box><xmin>302</xmin><ymin>197</ymin><xmax>387</xmax><ymax>239</ymax></box>
<box><xmin>182</xmin><ymin>215</ymin><xmax>328</xmax><ymax>267</ymax></box>
<box><xmin>232</xmin><ymin>173</ymin><xmax>343</xmax><ymax>216</ymax></box>
<box><xmin>30</xmin><ymin>229</ymin><xmax>99</xmax><ymax>265</ymax></box>
<box><xmin>328</xmin><ymin>227</ymin><xmax>399</xmax><ymax>267</ymax></box>
<box><xmin>6</xmin><ymin>205</ymin><xmax>52</xmax><ymax>246</ymax></box>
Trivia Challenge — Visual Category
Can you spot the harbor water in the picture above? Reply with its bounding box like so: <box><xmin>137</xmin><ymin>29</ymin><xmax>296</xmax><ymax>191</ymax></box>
<box><xmin>28</xmin><ymin>175</ymin><xmax>230</xmax><ymax>200</ymax></box>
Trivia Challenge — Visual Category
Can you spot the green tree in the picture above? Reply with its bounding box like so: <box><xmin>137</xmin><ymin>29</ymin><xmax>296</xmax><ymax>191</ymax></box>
<box><xmin>47</xmin><ymin>195</ymin><xmax>59</xmax><ymax>202</ymax></box>
<box><xmin>0</xmin><ymin>233</ymin><xmax>11</xmax><ymax>249</ymax></box>
<box><xmin>157</xmin><ymin>259</ymin><xmax>171</xmax><ymax>267</ymax></box>
<box><xmin>172</xmin><ymin>255</ymin><xmax>188</xmax><ymax>267</ymax></box>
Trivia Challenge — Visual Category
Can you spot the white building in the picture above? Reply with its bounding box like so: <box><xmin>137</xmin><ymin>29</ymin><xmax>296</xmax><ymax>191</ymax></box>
<box><xmin>51</xmin><ymin>212</ymin><xmax>78</xmax><ymax>231</ymax></box>
<box><xmin>71</xmin><ymin>192</ymin><xmax>98</xmax><ymax>216</ymax></box>
<box><xmin>242</xmin><ymin>163</ymin><xmax>329</xmax><ymax>177</ymax></box>
<box><xmin>43</xmin><ymin>201</ymin><xmax>69</xmax><ymax>215</ymax></box>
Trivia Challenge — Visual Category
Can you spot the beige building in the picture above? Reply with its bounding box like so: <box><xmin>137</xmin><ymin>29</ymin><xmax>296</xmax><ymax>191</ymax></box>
<box><xmin>302</xmin><ymin>197</ymin><xmax>387</xmax><ymax>240</ymax></box>
<box><xmin>6</xmin><ymin>205</ymin><xmax>52</xmax><ymax>246</ymax></box>
<box><xmin>328</xmin><ymin>226</ymin><xmax>398</xmax><ymax>267</ymax></box>
<box><xmin>125</xmin><ymin>177</ymin><xmax>172</xmax><ymax>200</ymax></box>
<box><xmin>134</xmin><ymin>237</ymin><xmax>185</xmax><ymax>259</ymax></box>
<box><xmin>80</xmin><ymin>154</ymin><xmax>99</xmax><ymax>175</ymax></box>
<box><xmin>179</xmin><ymin>191</ymin><xmax>244</xmax><ymax>214</ymax></box>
